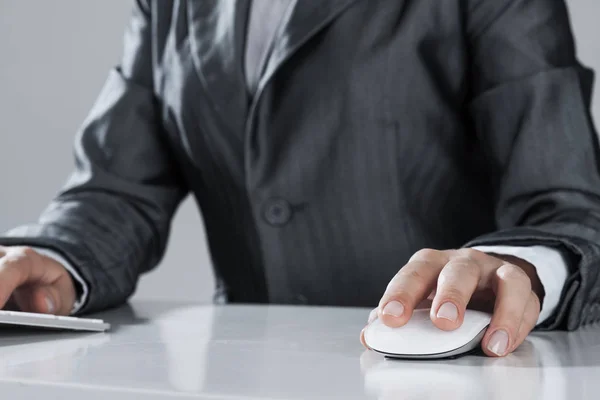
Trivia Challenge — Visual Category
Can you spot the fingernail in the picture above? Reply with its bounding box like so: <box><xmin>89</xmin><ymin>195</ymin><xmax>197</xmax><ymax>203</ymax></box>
<box><xmin>382</xmin><ymin>301</ymin><xmax>404</xmax><ymax>317</ymax></box>
<box><xmin>436</xmin><ymin>302</ymin><xmax>458</xmax><ymax>322</ymax></box>
<box><xmin>45</xmin><ymin>297</ymin><xmax>55</xmax><ymax>314</ymax></box>
<box><xmin>487</xmin><ymin>330</ymin><xmax>509</xmax><ymax>356</ymax></box>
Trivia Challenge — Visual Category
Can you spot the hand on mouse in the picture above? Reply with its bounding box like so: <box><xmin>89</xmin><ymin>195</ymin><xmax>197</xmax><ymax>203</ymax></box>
<box><xmin>360</xmin><ymin>248</ymin><xmax>544</xmax><ymax>357</ymax></box>
<box><xmin>0</xmin><ymin>246</ymin><xmax>77</xmax><ymax>315</ymax></box>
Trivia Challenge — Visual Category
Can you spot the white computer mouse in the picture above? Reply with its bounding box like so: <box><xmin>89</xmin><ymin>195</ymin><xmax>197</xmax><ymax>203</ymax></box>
<box><xmin>363</xmin><ymin>308</ymin><xmax>492</xmax><ymax>359</ymax></box>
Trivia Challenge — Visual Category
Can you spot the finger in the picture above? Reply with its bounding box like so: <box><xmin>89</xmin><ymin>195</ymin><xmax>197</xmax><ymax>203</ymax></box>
<box><xmin>53</xmin><ymin>272</ymin><xmax>77</xmax><ymax>315</ymax></box>
<box><xmin>13</xmin><ymin>284</ymin><xmax>62</xmax><ymax>314</ymax></box>
<box><xmin>13</xmin><ymin>285</ymin><xmax>54</xmax><ymax>313</ymax></box>
<box><xmin>430</xmin><ymin>256</ymin><xmax>481</xmax><ymax>330</ymax></box>
<box><xmin>378</xmin><ymin>249</ymin><xmax>449</xmax><ymax>327</ymax></box>
<box><xmin>14</xmin><ymin>273</ymin><xmax>76</xmax><ymax>316</ymax></box>
<box><xmin>511</xmin><ymin>292</ymin><xmax>541</xmax><ymax>353</ymax></box>
<box><xmin>482</xmin><ymin>264</ymin><xmax>532</xmax><ymax>357</ymax></box>
<box><xmin>0</xmin><ymin>250</ymin><xmax>33</xmax><ymax>308</ymax></box>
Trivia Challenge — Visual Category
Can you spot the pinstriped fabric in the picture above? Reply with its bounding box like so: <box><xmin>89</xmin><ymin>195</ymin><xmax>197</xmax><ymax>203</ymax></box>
<box><xmin>2</xmin><ymin>0</ymin><xmax>600</xmax><ymax>331</ymax></box>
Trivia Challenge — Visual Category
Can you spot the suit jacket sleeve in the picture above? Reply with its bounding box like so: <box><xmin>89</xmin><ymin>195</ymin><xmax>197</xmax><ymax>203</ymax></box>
<box><xmin>0</xmin><ymin>0</ymin><xmax>187</xmax><ymax>313</ymax></box>
<box><xmin>463</xmin><ymin>0</ymin><xmax>600</xmax><ymax>330</ymax></box>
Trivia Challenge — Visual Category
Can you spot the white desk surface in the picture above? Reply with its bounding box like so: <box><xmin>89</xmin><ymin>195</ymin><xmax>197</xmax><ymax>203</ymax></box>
<box><xmin>0</xmin><ymin>301</ymin><xmax>598</xmax><ymax>399</ymax></box>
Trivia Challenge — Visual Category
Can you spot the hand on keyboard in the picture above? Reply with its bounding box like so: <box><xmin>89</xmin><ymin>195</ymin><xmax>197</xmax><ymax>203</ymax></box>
<box><xmin>0</xmin><ymin>246</ymin><xmax>76</xmax><ymax>316</ymax></box>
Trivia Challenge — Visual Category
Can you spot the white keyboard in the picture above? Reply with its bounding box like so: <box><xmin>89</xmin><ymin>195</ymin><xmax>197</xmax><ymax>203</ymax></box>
<box><xmin>0</xmin><ymin>310</ymin><xmax>110</xmax><ymax>332</ymax></box>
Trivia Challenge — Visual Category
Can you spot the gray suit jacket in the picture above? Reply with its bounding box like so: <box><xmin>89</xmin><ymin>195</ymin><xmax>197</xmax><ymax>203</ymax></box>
<box><xmin>2</xmin><ymin>0</ymin><xmax>600</xmax><ymax>330</ymax></box>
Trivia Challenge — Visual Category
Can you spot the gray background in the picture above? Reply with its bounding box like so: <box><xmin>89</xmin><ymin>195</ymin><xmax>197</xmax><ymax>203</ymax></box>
<box><xmin>1</xmin><ymin>1</ymin><xmax>599</xmax><ymax>304</ymax></box>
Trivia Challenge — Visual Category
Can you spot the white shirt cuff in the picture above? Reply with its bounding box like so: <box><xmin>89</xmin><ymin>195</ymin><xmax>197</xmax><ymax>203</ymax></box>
<box><xmin>471</xmin><ymin>245</ymin><xmax>568</xmax><ymax>325</ymax></box>
<box><xmin>31</xmin><ymin>247</ymin><xmax>88</xmax><ymax>315</ymax></box>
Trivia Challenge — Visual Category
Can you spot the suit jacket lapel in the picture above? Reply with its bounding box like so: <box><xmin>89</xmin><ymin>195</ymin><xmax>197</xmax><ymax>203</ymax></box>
<box><xmin>256</xmin><ymin>0</ymin><xmax>360</xmax><ymax>97</ymax></box>
<box><xmin>187</xmin><ymin>0</ymin><xmax>360</xmax><ymax>132</ymax></box>
<box><xmin>187</xmin><ymin>0</ymin><xmax>250</xmax><ymax>135</ymax></box>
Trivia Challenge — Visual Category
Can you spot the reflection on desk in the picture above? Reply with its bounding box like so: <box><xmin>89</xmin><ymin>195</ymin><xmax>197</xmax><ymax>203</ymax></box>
<box><xmin>0</xmin><ymin>301</ymin><xmax>597</xmax><ymax>399</ymax></box>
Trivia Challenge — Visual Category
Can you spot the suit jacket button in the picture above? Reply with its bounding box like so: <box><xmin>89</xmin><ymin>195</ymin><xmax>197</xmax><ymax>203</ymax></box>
<box><xmin>263</xmin><ymin>198</ymin><xmax>292</xmax><ymax>226</ymax></box>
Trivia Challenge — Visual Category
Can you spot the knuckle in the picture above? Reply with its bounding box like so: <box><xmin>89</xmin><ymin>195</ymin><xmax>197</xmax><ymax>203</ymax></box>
<box><xmin>6</xmin><ymin>246</ymin><xmax>34</xmax><ymax>258</ymax></box>
<box><xmin>0</xmin><ymin>258</ymin><xmax>20</xmax><ymax>276</ymax></box>
<box><xmin>443</xmin><ymin>259</ymin><xmax>480</xmax><ymax>278</ymax></box>
<box><xmin>497</xmin><ymin>263</ymin><xmax>524</xmax><ymax>278</ymax></box>
<box><xmin>18</xmin><ymin>246</ymin><xmax>37</xmax><ymax>258</ymax></box>
<box><xmin>497</xmin><ymin>264</ymin><xmax>531</xmax><ymax>287</ymax></box>
<box><xmin>410</xmin><ymin>248</ymin><xmax>440</xmax><ymax>262</ymax></box>
<box><xmin>457</xmin><ymin>248</ymin><xmax>481</xmax><ymax>260</ymax></box>
<box><xmin>0</xmin><ymin>247</ymin><xmax>34</xmax><ymax>273</ymax></box>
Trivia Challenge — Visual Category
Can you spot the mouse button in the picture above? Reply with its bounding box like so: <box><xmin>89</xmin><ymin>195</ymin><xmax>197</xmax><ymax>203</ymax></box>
<box><xmin>462</xmin><ymin>310</ymin><xmax>492</xmax><ymax>329</ymax></box>
<box><xmin>364</xmin><ymin>319</ymin><xmax>459</xmax><ymax>356</ymax></box>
